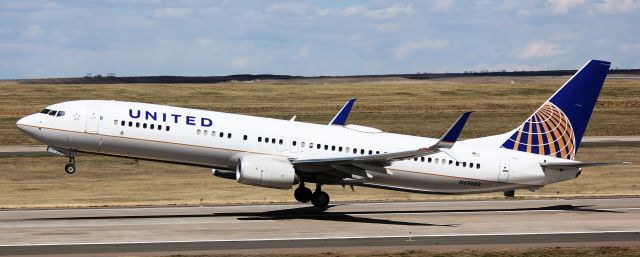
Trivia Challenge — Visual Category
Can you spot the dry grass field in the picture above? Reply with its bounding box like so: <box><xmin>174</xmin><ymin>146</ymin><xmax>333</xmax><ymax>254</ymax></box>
<box><xmin>0</xmin><ymin>76</ymin><xmax>638</xmax><ymax>208</ymax></box>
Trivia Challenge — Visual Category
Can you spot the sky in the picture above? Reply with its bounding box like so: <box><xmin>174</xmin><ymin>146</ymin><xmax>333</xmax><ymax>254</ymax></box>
<box><xmin>1</xmin><ymin>0</ymin><xmax>639</xmax><ymax>79</ymax></box>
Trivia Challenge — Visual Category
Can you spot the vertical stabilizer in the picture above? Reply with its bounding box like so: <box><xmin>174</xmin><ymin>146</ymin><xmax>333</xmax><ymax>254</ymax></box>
<box><xmin>501</xmin><ymin>60</ymin><xmax>610</xmax><ymax>160</ymax></box>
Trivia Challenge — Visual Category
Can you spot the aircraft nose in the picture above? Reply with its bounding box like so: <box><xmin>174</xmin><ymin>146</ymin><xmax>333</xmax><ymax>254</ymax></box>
<box><xmin>16</xmin><ymin>115</ymin><xmax>34</xmax><ymax>132</ymax></box>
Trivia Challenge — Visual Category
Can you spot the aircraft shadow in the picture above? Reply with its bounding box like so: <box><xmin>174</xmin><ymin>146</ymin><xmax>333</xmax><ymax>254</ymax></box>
<box><xmin>31</xmin><ymin>204</ymin><xmax>621</xmax><ymax>227</ymax></box>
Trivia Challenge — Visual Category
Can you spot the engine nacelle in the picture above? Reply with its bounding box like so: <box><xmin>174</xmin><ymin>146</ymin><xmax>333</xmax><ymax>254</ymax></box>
<box><xmin>236</xmin><ymin>155</ymin><xmax>298</xmax><ymax>189</ymax></box>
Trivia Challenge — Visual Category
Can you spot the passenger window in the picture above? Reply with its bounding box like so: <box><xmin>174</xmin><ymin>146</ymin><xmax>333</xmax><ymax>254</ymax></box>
<box><xmin>317</xmin><ymin>144</ymin><xmax>321</xmax><ymax>149</ymax></box>
<box><xmin>339</xmin><ymin>146</ymin><xmax>343</xmax><ymax>152</ymax></box>
<box><xmin>421</xmin><ymin>157</ymin><xmax>425</xmax><ymax>162</ymax></box>
<box><xmin>331</xmin><ymin>146</ymin><xmax>335</xmax><ymax>151</ymax></box>
<box><xmin>203</xmin><ymin>130</ymin><xmax>207</xmax><ymax>136</ymax></box>
<box><xmin>121</xmin><ymin>121</ymin><xmax>125</xmax><ymax>126</ymax></box>
<box><xmin>243</xmin><ymin>135</ymin><xmax>248</xmax><ymax>140</ymax></box>
<box><xmin>310</xmin><ymin>143</ymin><xmax>314</xmax><ymax>148</ymax></box>
<box><xmin>49</xmin><ymin>111</ymin><xmax>57</xmax><ymax>116</ymax></box>
<box><xmin>413</xmin><ymin>157</ymin><xmax>418</xmax><ymax>161</ymax></box>
<box><xmin>136</xmin><ymin>122</ymin><xmax>140</xmax><ymax>128</ymax></box>
<box><xmin>463</xmin><ymin>162</ymin><xmax>467</xmax><ymax>167</ymax></box>
<box><xmin>346</xmin><ymin>147</ymin><xmax>350</xmax><ymax>153</ymax></box>
<box><xmin>114</xmin><ymin>120</ymin><xmax>118</xmax><ymax>125</ymax></box>
<box><xmin>301</xmin><ymin>142</ymin><xmax>305</xmax><ymax>147</ymax></box>
<box><xmin>477</xmin><ymin>163</ymin><xmax>481</xmax><ymax>169</ymax></box>
<box><xmin>279</xmin><ymin>139</ymin><xmax>283</xmax><ymax>145</ymax></box>
<box><xmin>353</xmin><ymin>148</ymin><xmax>357</xmax><ymax>154</ymax></box>
<box><xmin>271</xmin><ymin>138</ymin><xmax>275</xmax><ymax>144</ymax></box>
<box><xmin>456</xmin><ymin>161</ymin><xmax>460</xmax><ymax>166</ymax></box>
<box><xmin>258</xmin><ymin>137</ymin><xmax>262</xmax><ymax>142</ymax></box>
<box><xmin>324</xmin><ymin>145</ymin><xmax>328</xmax><ymax>150</ymax></box>
<box><xmin>220</xmin><ymin>132</ymin><xmax>224</xmax><ymax>138</ymax></box>
<box><xmin>293</xmin><ymin>141</ymin><xmax>297</xmax><ymax>146</ymax></box>
<box><xmin>150</xmin><ymin>124</ymin><xmax>155</xmax><ymax>130</ymax></box>
<box><xmin>228</xmin><ymin>133</ymin><xmax>232</xmax><ymax>139</ymax></box>
<box><xmin>197</xmin><ymin>129</ymin><xmax>201</xmax><ymax>135</ymax></box>
<box><xmin>158</xmin><ymin>125</ymin><xmax>162</xmax><ymax>130</ymax></box>
<box><xmin>449</xmin><ymin>160</ymin><xmax>453</xmax><ymax>165</ymax></box>
<box><xmin>211</xmin><ymin>131</ymin><xmax>215</xmax><ymax>136</ymax></box>
<box><xmin>143</xmin><ymin>123</ymin><xmax>147</xmax><ymax>129</ymax></box>
<box><xmin>428</xmin><ymin>157</ymin><xmax>432</xmax><ymax>163</ymax></box>
<box><xmin>361</xmin><ymin>149</ymin><xmax>365</xmax><ymax>154</ymax></box>
<box><xmin>129</xmin><ymin>121</ymin><xmax>133</xmax><ymax>127</ymax></box>
<box><xmin>166</xmin><ymin>126</ymin><xmax>170</xmax><ymax>131</ymax></box>
<box><xmin>435</xmin><ymin>158</ymin><xmax>439</xmax><ymax>163</ymax></box>
<box><xmin>57</xmin><ymin>111</ymin><xmax>65</xmax><ymax>117</ymax></box>
<box><xmin>376</xmin><ymin>151</ymin><xmax>380</xmax><ymax>154</ymax></box>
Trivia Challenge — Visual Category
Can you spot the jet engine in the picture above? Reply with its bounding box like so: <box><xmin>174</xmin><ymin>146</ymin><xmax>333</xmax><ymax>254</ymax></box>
<box><xmin>236</xmin><ymin>155</ymin><xmax>298</xmax><ymax>189</ymax></box>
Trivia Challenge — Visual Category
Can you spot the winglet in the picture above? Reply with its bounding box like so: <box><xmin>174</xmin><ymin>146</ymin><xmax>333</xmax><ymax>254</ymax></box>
<box><xmin>435</xmin><ymin>112</ymin><xmax>472</xmax><ymax>148</ymax></box>
<box><xmin>329</xmin><ymin>98</ymin><xmax>357</xmax><ymax>125</ymax></box>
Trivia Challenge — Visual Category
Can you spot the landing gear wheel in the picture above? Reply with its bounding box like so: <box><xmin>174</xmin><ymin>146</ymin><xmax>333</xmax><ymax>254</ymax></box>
<box><xmin>65</xmin><ymin>153</ymin><xmax>76</xmax><ymax>174</ymax></box>
<box><xmin>294</xmin><ymin>186</ymin><xmax>313</xmax><ymax>203</ymax></box>
<box><xmin>311</xmin><ymin>191</ymin><xmax>330</xmax><ymax>208</ymax></box>
<box><xmin>64</xmin><ymin>163</ymin><xmax>76</xmax><ymax>174</ymax></box>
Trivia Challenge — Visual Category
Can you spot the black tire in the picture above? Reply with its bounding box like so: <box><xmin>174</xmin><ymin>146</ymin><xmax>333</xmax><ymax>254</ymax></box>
<box><xmin>311</xmin><ymin>191</ymin><xmax>330</xmax><ymax>208</ymax></box>
<box><xmin>64</xmin><ymin>164</ymin><xmax>76</xmax><ymax>174</ymax></box>
<box><xmin>294</xmin><ymin>186</ymin><xmax>313</xmax><ymax>203</ymax></box>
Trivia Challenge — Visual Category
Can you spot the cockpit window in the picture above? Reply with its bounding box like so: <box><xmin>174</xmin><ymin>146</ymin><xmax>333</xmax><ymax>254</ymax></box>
<box><xmin>40</xmin><ymin>108</ymin><xmax>65</xmax><ymax>117</ymax></box>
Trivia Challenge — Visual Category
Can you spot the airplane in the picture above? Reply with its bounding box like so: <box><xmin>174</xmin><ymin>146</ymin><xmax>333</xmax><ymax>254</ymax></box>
<box><xmin>16</xmin><ymin>60</ymin><xmax>625</xmax><ymax>207</ymax></box>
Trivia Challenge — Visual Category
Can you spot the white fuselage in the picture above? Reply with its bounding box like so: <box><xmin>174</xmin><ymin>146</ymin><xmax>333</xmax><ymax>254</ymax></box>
<box><xmin>16</xmin><ymin>100</ymin><xmax>578</xmax><ymax>194</ymax></box>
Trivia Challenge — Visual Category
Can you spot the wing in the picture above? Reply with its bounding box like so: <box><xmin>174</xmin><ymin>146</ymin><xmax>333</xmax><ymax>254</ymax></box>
<box><xmin>294</xmin><ymin>112</ymin><xmax>472</xmax><ymax>179</ymax></box>
<box><xmin>540</xmin><ymin>161</ymin><xmax>630</xmax><ymax>170</ymax></box>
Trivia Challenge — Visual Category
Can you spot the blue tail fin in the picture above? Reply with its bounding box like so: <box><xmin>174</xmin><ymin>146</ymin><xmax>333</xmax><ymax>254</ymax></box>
<box><xmin>501</xmin><ymin>60</ymin><xmax>610</xmax><ymax>160</ymax></box>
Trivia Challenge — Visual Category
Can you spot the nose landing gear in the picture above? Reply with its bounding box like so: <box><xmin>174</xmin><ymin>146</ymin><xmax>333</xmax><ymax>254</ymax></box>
<box><xmin>64</xmin><ymin>153</ymin><xmax>76</xmax><ymax>174</ymax></box>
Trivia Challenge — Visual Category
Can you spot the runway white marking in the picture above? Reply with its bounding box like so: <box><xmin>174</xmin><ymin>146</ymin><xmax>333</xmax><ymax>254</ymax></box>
<box><xmin>2</xmin><ymin>230</ymin><xmax>638</xmax><ymax>247</ymax></box>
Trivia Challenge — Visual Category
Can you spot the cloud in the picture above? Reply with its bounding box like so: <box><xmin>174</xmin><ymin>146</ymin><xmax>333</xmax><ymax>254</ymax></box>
<box><xmin>196</xmin><ymin>37</ymin><xmax>213</xmax><ymax>45</ymax></box>
<box><xmin>619</xmin><ymin>43</ymin><xmax>640</xmax><ymax>53</ymax></box>
<box><xmin>518</xmin><ymin>41</ymin><xmax>565</xmax><ymax>60</ymax></box>
<box><xmin>266</xmin><ymin>2</ymin><xmax>308</xmax><ymax>15</ymax></box>
<box><xmin>547</xmin><ymin>0</ymin><xmax>585</xmax><ymax>14</ymax></box>
<box><xmin>153</xmin><ymin>7</ymin><xmax>192</xmax><ymax>18</ymax></box>
<box><xmin>365</xmin><ymin>3</ymin><xmax>415</xmax><ymax>18</ymax></box>
<box><xmin>594</xmin><ymin>0</ymin><xmax>640</xmax><ymax>14</ymax></box>
<box><xmin>392</xmin><ymin>40</ymin><xmax>448</xmax><ymax>60</ymax></box>
<box><xmin>314</xmin><ymin>3</ymin><xmax>414</xmax><ymax>19</ymax></box>
<box><xmin>22</xmin><ymin>25</ymin><xmax>43</xmax><ymax>39</ymax></box>
<box><xmin>431</xmin><ymin>0</ymin><xmax>456</xmax><ymax>12</ymax></box>
<box><xmin>231</xmin><ymin>57</ymin><xmax>248</xmax><ymax>68</ymax></box>
<box><xmin>290</xmin><ymin>44</ymin><xmax>310</xmax><ymax>61</ymax></box>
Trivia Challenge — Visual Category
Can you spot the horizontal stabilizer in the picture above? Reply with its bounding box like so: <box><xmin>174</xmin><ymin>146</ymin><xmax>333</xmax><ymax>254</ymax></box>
<box><xmin>541</xmin><ymin>161</ymin><xmax>630</xmax><ymax>170</ymax></box>
<box><xmin>329</xmin><ymin>98</ymin><xmax>357</xmax><ymax>125</ymax></box>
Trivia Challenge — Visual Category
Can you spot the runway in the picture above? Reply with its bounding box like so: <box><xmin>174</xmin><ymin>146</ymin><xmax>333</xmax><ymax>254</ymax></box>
<box><xmin>1</xmin><ymin>198</ymin><xmax>639</xmax><ymax>255</ymax></box>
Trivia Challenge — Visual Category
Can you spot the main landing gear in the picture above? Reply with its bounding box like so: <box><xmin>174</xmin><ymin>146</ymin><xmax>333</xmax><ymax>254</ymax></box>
<box><xmin>64</xmin><ymin>152</ymin><xmax>76</xmax><ymax>174</ymax></box>
<box><xmin>295</xmin><ymin>182</ymin><xmax>330</xmax><ymax>208</ymax></box>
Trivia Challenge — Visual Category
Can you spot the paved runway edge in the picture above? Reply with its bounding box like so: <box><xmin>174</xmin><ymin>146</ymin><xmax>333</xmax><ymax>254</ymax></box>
<box><xmin>2</xmin><ymin>231</ymin><xmax>639</xmax><ymax>255</ymax></box>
